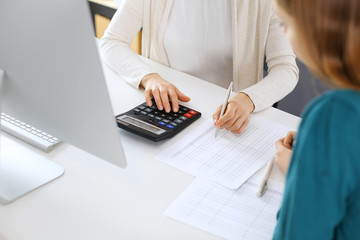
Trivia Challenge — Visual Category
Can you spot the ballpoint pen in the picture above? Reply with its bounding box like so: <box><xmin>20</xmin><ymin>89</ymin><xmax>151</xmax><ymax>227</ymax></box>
<box><xmin>215</xmin><ymin>82</ymin><xmax>233</xmax><ymax>138</ymax></box>
<box><xmin>256</xmin><ymin>154</ymin><xmax>276</xmax><ymax>197</ymax></box>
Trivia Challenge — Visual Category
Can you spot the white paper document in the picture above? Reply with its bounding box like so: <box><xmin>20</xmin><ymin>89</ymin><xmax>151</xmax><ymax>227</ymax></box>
<box><xmin>156</xmin><ymin>115</ymin><xmax>293</xmax><ymax>189</ymax></box>
<box><xmin>164</xmin><ymin>176</ymin><xmax>284</xmax><ymax>240</ymax></box>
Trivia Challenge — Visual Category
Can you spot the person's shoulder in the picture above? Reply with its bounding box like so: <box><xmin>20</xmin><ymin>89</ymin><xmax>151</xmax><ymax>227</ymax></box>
<box><xmin>324</xmin><ymin>89</ymin><xmax>360</xmax><ymax>107</ymax></box>
<box><xmin>301</xmin><ymin>89</ymin><xmax>360</xmax><ymax>120</ymax></box>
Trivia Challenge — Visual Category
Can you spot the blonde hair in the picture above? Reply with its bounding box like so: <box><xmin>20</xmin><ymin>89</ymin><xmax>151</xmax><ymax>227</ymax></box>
<box><xmin>276</xmin><ymin>0</ymin><xmax>360</xmax><ymax>90</ymax></box>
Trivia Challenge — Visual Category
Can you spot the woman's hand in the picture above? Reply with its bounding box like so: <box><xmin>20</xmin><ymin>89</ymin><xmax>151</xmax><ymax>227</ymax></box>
<box><xmin>212</xmin><ymin>92</ymin><xmax>255</xmax><ymax>134</ymax></box>
<box><xmin>275</xmin><ymin>131</ymin><xmax>297</xmax><ymax>174</ymax></box>
<box><xmin>140</xmin><ymin>73</ymin><xmax>190</xmax><ymax>113</ymax></box>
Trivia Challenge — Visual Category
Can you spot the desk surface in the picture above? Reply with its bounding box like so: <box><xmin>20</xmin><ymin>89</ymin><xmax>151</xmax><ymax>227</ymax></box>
<box><xmin>0</xmin><ymin>50</ymin><xmax>300</xmax><ymax>240</ymax></box>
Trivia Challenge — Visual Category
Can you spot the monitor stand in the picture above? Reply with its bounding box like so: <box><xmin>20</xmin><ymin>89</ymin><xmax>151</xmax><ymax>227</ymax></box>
<box><xmin>0</xmin><ymin>69</ymin><xmax>64</xmax><ymax>204</ymax></box>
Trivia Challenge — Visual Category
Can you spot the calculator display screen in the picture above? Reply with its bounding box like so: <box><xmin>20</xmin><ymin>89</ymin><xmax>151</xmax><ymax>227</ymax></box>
<box><xmin>117</xmin><ymin>115</ymin><xmax>166</xmax><ymax>135</ymax></box>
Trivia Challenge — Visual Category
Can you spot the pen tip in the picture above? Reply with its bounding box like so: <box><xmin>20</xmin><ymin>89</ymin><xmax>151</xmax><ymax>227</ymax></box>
<box><xmin>214</xmin><ymin>128</ymin><xmax>219</xmax><ymax>138</ymax></box>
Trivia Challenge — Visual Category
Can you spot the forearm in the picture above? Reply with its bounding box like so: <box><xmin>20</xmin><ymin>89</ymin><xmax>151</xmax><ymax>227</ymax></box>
<box><xmin>241</xmin><ymin>60</ymin><xmax>298</xmax><ymax>112</ymax></box>
<box><xmin>244</xmin><ymin>7</ymin><xmax>299</xmax><ymax>112</ymax></box>
<box><xmin>101</xmin><ymin>39</ymin><xmax>154</xmax><ymax>89</ymax></box>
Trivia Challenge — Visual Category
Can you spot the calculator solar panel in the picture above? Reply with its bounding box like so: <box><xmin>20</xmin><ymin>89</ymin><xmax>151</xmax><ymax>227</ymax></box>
<box><xmin>116</xmin><ymin>99</ymin><xmax>201</xmax><ymax>141</ymax></box>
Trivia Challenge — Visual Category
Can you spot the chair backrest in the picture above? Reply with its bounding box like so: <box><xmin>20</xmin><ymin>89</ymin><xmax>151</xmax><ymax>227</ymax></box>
<box><xmin>276</xmin><ymin>59</ymin><xmax>330</xmax><ymax>117</ymax></box>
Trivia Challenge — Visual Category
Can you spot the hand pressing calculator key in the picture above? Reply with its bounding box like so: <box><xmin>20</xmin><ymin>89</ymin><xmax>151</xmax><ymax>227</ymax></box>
<box><xmin>116</xmin><ymin>99</ymin><xmax>201</xmax><ymax>141</ymax></box>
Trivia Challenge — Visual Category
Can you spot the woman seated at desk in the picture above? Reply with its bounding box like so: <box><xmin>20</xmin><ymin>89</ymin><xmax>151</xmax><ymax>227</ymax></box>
<box><xmin>101</xmin><ymin>0</ymin><xmax>299</xmax><ymax>134</ymax></box>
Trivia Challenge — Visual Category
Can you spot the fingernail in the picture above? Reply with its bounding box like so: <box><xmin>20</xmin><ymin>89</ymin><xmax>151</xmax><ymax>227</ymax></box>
<box><xmin>166</xmin><ymin>107</ymin><xmax>170</xmax><ymax>112</ymax></box>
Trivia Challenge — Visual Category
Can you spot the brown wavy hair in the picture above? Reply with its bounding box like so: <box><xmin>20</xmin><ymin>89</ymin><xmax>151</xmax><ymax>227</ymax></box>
<box><xmin>276</xmin><ymin>0</ymin><xmax>360</xmax><ymax>90</ymax></box>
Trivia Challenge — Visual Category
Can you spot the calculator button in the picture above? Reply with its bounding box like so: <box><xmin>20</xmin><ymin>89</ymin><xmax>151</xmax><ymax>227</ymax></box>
<box><xmin>155</xmin><ymin>116</ymin><xmax>162</xmax><ymax>121</ymax></box>
<box><xmin>140</xmin><ymin>111</ymin><xmax>148</xmax><ymax>116</ymax></box>
<box><xmin>189</xmin><ymin>110</ymin><xmax>197</xmax><ymax>115</ymax></box>
<box><xmin>145</xmin><ymin>108</ymin><xmax>153</xmax><ymax>113</ymax></box>
<box><xmin>179</xmin><ymin>116</ymin><xmax>188</xmax><ymax>121</ymax></box>
<box><xmin>133</xmin><ymin>109</ymin><xmax>141</xmax><ymax>114</ymax></box>
<box><xmin>170</xmin><ymin>122</ymin><xmax>178</xmax><ymax>127</ymax></box>
<box><xmin>158</xmin><ymin>121</ymin><xmax>166</xmax><ymax>126</ymax></box>
<box><xmin>162</xmin><ymin>119</ymin><xmax>170</xmax><ymax>123</ymax></box>
<box><xmin>167</xmin><ymin>116</ymin><xmax>175</xmax><ymax>120</ymax></box>
<box><xmin>178</xmin><ymin>111</ymin><xmax>185</xmax><ymax>114</ymax></box>
<box><xmin>174</xmin><ymin>119</ymin><xmax>183</xmax><ymax>124</ymax></box>
<box><xmin>181</xmin><ymin>107</ymin><xmax>189</xmax><ymax>111</ymax></box>
<box><xmin>172</xmin><ymin>113</ymin><xmax>180</xmax><ymax>117</ymax></box>
<box><xmin>166</xmin><ymin>124</ymin><xmax>175</xmax><ymax>129</ymax></box>
<box><xmin>184</xmin><ymin>113</ymin><xmax>192</xmax><ymax>118</ymax></box>
<box><xmin>138</xmin><ymin>105</ymin><xmax>146</xmax><ymax>110</ymax></box>
<box><xmin>160</xmin><ymin>114</ymin><xmax>167</xmax><ymax>118</ymax></box>
<box><xmin>148</xmin><ymin>114</ymin><xmax>155</xmax><ymax>119</ymax></box>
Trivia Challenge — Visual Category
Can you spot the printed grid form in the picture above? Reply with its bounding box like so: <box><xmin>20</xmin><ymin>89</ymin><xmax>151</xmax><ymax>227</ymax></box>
<box><xmin>164</xmin><ymin>176</ymin><xmax>284</xmax><ymax>240</ymax></box>
<box><xmin>157</xmin><ymin>115</ymin><xmax>293</xmax><ymax>189</ymax></box>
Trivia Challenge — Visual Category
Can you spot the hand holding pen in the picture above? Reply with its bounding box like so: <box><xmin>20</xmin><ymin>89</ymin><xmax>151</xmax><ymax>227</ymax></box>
<box><xmin>214</xmin><ymin>82</ymin><xmax>233</xmax><ymax>138</ymax></box>
<box><xmin>257</xmin><ymin>131</ymin><xmax>296</xmax><ymax>197</ymax></box>
<box><xmin>275</xmin><ymin>131</ymin><xmax>296</xmax><ymax>174</ymax></box>
<box><xmin>213</xmin><ymin>83</ymin><xmax>255</xmax><ymax>136</ymax></box>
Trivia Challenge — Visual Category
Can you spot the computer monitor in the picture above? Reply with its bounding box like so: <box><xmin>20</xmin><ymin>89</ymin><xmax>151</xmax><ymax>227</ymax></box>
<box><xmin>0</xmin><ymin>0</ymin><xmax>126</xmax><ymax>204</ymax></box>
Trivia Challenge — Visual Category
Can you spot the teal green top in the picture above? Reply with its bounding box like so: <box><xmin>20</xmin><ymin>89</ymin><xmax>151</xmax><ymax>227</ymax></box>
<box><xmin>273</xmin><ymin>89</ymin><xmax>360</xmax><ymax>240</ymax></box>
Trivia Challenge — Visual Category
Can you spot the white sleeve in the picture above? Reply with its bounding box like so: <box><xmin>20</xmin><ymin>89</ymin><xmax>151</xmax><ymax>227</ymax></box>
<box><xmin>100</xmin><ymin>0</ymin><xmax>154</xmax><ymax>89</ymax></box>
<box><xmin>241</xmin><ymin>9</ymin><xmax>299</xmax><ymax>112</ymax></box>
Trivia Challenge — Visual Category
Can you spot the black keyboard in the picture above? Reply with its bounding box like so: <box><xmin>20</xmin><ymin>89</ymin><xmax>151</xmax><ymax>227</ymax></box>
<box><xmin>116</xmin><ymin>99</ymin><xmax>201</xmax><ymax>141</ymax></box>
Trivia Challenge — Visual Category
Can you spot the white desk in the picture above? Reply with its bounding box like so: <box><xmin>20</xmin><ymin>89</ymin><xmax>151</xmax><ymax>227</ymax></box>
<box><xmin>0</xmin><ymin>53</ymin><xmax>301</xmax><ymax>240</ymax></box>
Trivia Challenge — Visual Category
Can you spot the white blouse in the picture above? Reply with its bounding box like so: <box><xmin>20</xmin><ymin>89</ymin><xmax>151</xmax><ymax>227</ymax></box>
<box><xmin>163</xmin><ymin>0</ymin><xmax>233</xmax><ymax>89</ymax></box>
<box><xmin>101</xmin><ymin>0</ymin><xmax>299</xmax><ymax>112</ymax></box>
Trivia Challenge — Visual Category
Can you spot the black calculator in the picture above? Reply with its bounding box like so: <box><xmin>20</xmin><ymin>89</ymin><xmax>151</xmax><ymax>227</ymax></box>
<box><xmin>115</xmin><ymin>99</ymin><xmax>201</xmax><ymax>141</ymax></box>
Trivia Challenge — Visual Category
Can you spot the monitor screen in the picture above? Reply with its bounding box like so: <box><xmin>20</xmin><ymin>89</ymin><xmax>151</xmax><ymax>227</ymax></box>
<box><xmin>0</xmin><ymin>0</ymin><xmax>126</xmax><ymax>203</ymax></box>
